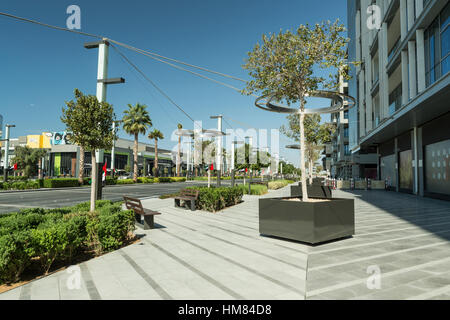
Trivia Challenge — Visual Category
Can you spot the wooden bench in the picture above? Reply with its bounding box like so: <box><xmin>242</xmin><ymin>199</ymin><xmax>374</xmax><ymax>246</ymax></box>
<box><xmin>123</xmin><ymin>196</ymin><xmax>161</xmax><ymax>230</ymax></box>
<box><xmin>174</xmin><ymin>189</ymin><xmax>199</xmax><ymax>211</ymax></box>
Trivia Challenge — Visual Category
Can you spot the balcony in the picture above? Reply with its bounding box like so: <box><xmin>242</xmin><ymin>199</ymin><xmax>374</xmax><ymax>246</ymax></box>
<box><xmin>388</xmin><ymin>36</ymin><xmax>401</xmax><ymax>63</ymax></box>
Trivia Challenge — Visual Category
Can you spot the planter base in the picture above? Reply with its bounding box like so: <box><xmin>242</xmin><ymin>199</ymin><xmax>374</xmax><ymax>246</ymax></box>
<box><xmin>291</xmin><ymin>184</ymin><xmax>332</xmax><ymax>198</ymax></box>
<box><xmin>259</xmin><ymin>197</ymin><xmax>354</xmax><ymax>244</ymax></box>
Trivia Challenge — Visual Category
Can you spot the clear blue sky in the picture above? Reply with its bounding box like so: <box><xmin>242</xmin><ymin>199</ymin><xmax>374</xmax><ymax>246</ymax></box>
<box><xmin>0</xmin><ymin>0</ymin><xmax>347</xmax><ymax>165</ymax></box>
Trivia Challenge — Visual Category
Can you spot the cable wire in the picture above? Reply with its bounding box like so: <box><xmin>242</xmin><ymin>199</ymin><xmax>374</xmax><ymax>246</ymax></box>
<box><xmin>110</xmin><ymin>44</ymin><xmax>195</xmax><ymax>123</ymax></box>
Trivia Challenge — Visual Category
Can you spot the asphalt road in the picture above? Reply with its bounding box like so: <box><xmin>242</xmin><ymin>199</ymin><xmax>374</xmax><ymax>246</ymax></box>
<box><xmin>0</xmin><ymin>180</ymin><xmax>236</xmax><ymax>214</ymax></box>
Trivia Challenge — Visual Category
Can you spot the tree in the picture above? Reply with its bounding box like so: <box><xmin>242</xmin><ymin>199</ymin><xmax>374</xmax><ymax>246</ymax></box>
<box><xmin>176</xmin><ymin>123</ymin><xmax>183</xmax><ymax>177</ymax></box>
<box><xmin>234</xmin><ymin>143</ymin><xmax>271</xmax><ymax>172</ymax></box>
<box><xmin>242</xmin><ymin>20</ymin><xmax>352</xmax><ymax>201</ymax></box>
<box><xmin>148</xmin><ymin>129</ymin><xmax>164</xmax><ymax>177</ymax></box>
<box><xmin>122</xmin><ymin>103</ymin><xmax>152</xmax><ymax>182</ymax></box>
<box><xmin>12</xmin><ymin>146</ymin><xmax>47</xmax><ymax>177</ymax></box>
<box><xmin>281</xmin><ymin>114</ymin><xmax>335</xmax><ymax>183</ymax></box>
<box><xmin>61</xmin><ymin>89</ymin><xmax>115</xmax><ymax>212</ymax></box>
<box><xmin>78</xmin><ymin>146</ymin><xmax>85</xmax><ymax>184</ymax></box>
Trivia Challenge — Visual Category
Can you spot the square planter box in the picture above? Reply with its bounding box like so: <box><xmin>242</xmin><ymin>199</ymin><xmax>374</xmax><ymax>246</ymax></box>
<box><xmin>259</xmin><ymin>197</ymin><xmax>355</xmax><ymax>244</ymax></box>
<box><xmin>291</xmin><ymin>184</ymin><xmax>332</xmax><ymax>198</ymax></box>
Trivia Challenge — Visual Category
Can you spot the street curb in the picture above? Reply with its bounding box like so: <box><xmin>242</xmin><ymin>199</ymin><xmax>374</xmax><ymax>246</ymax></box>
<box><xmin>0</xmin><ymin>181</ymin><xmax>192</xmax><ymax>194</ymax></box>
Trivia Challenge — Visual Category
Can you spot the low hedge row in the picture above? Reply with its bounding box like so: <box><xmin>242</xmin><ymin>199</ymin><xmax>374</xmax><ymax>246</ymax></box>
<box><xmin>238</xmin><ymin>184</ymin><xmax>268</xmax><ymax>195</ymax></box>
<box><xmin>186</xmin><ymin>186</ymin><xmax>243</xmax><ymax>212</ymax></box>
<box><xmin>0</xmin><ymin>200</ymin><xmax>135</xmax><ymax>285</ymax></box>
<box><xmin>268</xmin><ymin>180</ymin><xmax>295</xmax><ymax>190</ymax></box>
<box><xmin>0</xmin><ymin>176</ymin><xmax>187</xmax><ymax>191</ymax></box>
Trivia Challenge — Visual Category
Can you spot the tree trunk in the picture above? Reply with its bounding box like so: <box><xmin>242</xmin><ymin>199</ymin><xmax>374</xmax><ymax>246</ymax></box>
<box><xmin>38</xmin><ymin>158</ymin><xmax>43</xmax><ymax>180</ymax></box>
<box><xmin>133</xmin><ymin>133</ymin><xmax>138</xmax><ymax>182</ymax></box>
<box><xmin>299</xmin><ymin>112</ymin><xmax>309</xmax><ymax>201</ymax></box>
<box><xmin>90</xmin><ymin>151</ymin><xmax>97</xmax><ymax>212</ymax></box>
<box><xmin>309</xmin><ymin>159</ymin><xmax>313</xmax><ymax>184</ymax></box>
<box><xmin>78</xmin><ymin>146</ymin><xmax>85</xmax><ymax>184</ymax></box>
<box><xmin>177</xmin><ymin>136</ymin><xmax>181</xmax><ymax>177</ymax></box>
<box><xmin>154</xmin><ymin>139</ymin><xmax>159</xmax><ymax>177</ymax></box>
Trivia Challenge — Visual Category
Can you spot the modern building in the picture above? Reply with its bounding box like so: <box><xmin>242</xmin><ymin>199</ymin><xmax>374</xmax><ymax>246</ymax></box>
<box><xmin>5</xmin><ymin>132</ymin><xmax>178</xmax><ymax>178</ymax></box>
<box><xmin>347</xmin><ymin>0</ymin><xmax>450</xmax><ymax>199</ymax></box>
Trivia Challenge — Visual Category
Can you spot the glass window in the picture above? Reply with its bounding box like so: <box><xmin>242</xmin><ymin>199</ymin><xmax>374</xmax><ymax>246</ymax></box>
<box><xmin>425</xmin><ymin>139</ymin><xmax>450</xmax><ymax>195</ymax></box>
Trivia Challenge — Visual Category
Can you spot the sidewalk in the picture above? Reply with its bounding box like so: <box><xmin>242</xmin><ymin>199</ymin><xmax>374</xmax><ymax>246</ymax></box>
<box><xmin>1</xmin><ymin>185</ymin><xmax>449</xmax><ymax>300</ymax></box>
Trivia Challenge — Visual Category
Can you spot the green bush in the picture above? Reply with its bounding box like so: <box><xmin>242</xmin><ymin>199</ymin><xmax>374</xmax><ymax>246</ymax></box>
<box><xmin>1</xmin><ymin>180</ymin><xmax>41</xmax><ymax>190</ymax></box>
<box><xmin>238</xmin><ymin>184</ymin><xmax>268</xmax><ymax>195</ymax></box>
<box><xmin>154</xmin><ymin>177</ymin><xmax>171</xmax><ymax>183</ymax></box>
<box><xmin>170</xmin><ymin>177</ymin><xmax>186</xmax><ymax>183</ymax></box>
<box><xmin>0</xmin><ymin>231</ymin><xmax>33</xmax><ymax>284</ymax></box>
<box><xmin>43</xmin><ymin>178</ymin><xmax>80</xmax><ymax>188</ymax></box>
<box><xmin>87</xmin><ymin>204</ymin><xmax>134</xmax><ymax>254</ymax></box>
<box><xmin>0</xmin><ymin>200</ymin><xmax>135</xmax><ymax>284</ymax></box>
<box><xmin>116</xmin><ymin>179</ymin><xmax>135</xmax><ymax>185</ymax></box>
<box><xmin>137</xmin><ymin>177</ymin><xmax>154</xmax><ymax>184</ymax></box>
<box><xmin>186</xmin><ymin>186</ymin><xmax>243</xmax><ymax>212</ymax></box>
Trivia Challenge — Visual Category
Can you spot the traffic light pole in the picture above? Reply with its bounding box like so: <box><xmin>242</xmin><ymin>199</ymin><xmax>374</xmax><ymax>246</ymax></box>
<box><xmin>2</xmin><ymin>125</ymin><xmax>15</xmax><ymax>182</ymax></box>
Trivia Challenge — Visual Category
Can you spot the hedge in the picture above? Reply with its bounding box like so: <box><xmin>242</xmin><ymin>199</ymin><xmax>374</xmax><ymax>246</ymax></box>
<box><xmin>238</xmin><ymin>184</ymin><xmax>268</xmax><ymax>195</ymax></box>
<box><xmin>186</xmin><ymin>186</ymin><xmax>243</xmax><ymax>212</ymax></box>
<box><xmin>268</xmin><ymin>180</ymin><xmax>295</xmax><ymax>190</ymax></box>
<box><xmin>0</xmin><ymin>200</ymin><xmax>135</xmax><ymax>285</ymax></box>
<box><xmin>43</xmin><ymin>178</ymin><xmax>80</xmax><ymax>188</ymax></box>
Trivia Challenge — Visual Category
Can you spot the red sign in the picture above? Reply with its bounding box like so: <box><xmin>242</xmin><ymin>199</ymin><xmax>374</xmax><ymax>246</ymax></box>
<box><xmin>13</xmin><ymin>163</ymin><xmax>18</xmax><ymax>171</ymax></box>
<box><xmin>210</xmin><ymin>164</ymin><xmax>214</xmax><ymax>171</ymax></box>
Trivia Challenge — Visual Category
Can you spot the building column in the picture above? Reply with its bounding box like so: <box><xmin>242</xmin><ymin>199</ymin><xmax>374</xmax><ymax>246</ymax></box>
<box><xmin>355</xmin><ymin>10</ymin><xmax>361</xmax><ymax>72</ymax></box>
<box><xmin>407</xmin><ymin>0</ymin><xmax>416</xmax><ymax>31</ymax></box>
<box><xmin>416</xmin><ymin>29</ymin><xmax>426</xmax><ymax>93</ymax></box>
<box><xmin>401</xmin><ymin>49</ymin><xmax>409</xmax><ymax>105</ymax></box>
<box><xmin>408</xmin><ymin>41</ymin><xmax>417</xmax><ymax>99</ymax></box>
<box><xmin>380</xmin><ymin>22</ymin><xmax>389</xmax><ymax>119</ymax></box>
<box><xmin>365</xmin><ymin>60</ymin><xmax>373</xmax><ymax>131</ymax></box>
<box><xmin>412</xmin><ymin>127</ymin><xmax>419</xmax><ymax>195</ymax></box>
<box><xmin>415</xmin><ymin>0</ymin><xmax>423</xmax><ymax>17</ymax></box>
<box><xmin>395</xmin><ymin>138</ymin><xmax>399</xmax><ymax>192</ymax></box>
<box><xmin>417</xmin><ymin>127</ymin><xmax>424</xmax><ymax>196</ymax></box>
<box><xmin>359</xmin><ymin>69</ymin><xmax>366</xmax><ymax>136</ymax></box>
<box><xmin>400</xmin><ymin>0</ymin><xmax>408</xmax><ymax>40</ymax></box>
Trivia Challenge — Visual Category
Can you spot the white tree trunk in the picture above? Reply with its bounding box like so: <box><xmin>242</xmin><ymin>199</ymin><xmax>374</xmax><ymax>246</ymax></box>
<box><xmin>309</xmin><ymin>160</ymin><xmax>313</xmax><ymax>184</ymax></box>
<box><xmin>134</xmin><ymin>133</ymin><xmax>138</xmax><ymax>182</ymax></box>
<box><xmin>78</xmin><ymin>146</ymin><xmax>85</xmax><ymax>184</ymax></box>
<box><xmin>299</xmin><ymin>112</ymin><xmax>309</xmax><ymax>201</ymax></box>
<box><xmin>177</xmin><ymin>137</ymin><xmax>181</xmax><ymax>177</ymax></box>
<box><xmin>90</xmin><ymin>151</ymin><xmax>97</xmax><ymax>212</ymax></box>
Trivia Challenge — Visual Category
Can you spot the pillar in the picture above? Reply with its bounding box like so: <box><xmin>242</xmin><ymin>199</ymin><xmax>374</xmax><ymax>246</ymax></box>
<box><xmin>408</xmin><ymin>41</ymin><xmax>417</xmax><ymax>99</ymax></box>
<box><xmin>415</xmin><ymin>0</ymin><xmax>423</xmax><ymax>17</ymax></box>
<box><xmin>416</xmin><ymin>29</ymin><xmax>426</xmax><ymax>93</ymax></box>
<box><xmin>407</xmin><ymin>0</ymin><xmax>416</xmax><ymax>31</ymax></box>
<box><xmin>400</xmin><ymin>0</ymin><xmax>408</xmax><ymax>40</ymax></box>
<box><xmin>401</xmin><ymin>50</ymin><xmax>409</xmax><ymax>105</ymax></box>
<box><xmin>417</xmin><ymin>127</ymin><xmax>424</xmax><ymax>196</ymax></box>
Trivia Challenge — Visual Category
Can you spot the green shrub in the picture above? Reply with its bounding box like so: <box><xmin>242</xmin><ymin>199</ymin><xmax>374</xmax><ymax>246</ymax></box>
<box><xmin>154</xmin><ymin>177</ymin><xmax>171</xmax><ymax>183</ymax></box>
<box><xmin>116</xmin><ymin>179</ymin><xmax>135</xmax><ymax>185</ymax></box>
<box><xmin>87</xmin><ymin>205</ymin><xmax>134</xmax><ymax>254</ymax></box>
<box><xmin>31</xmin><ymin>221</ymin><xmax>70</xmax><ymax>274</ymax></box>
<box><xmin>137</xmin><ymin>177</ymin><xmax>154</xmax><ymax>184</ymax></box>
<box><xmin>170</xmin><ymin>177</ymin><xmax>186</xmax><ymax>183</ymax></box>
<box><xmin>43</xmin><ymin>178</ymin><xmax>80</xmax><ymax>188</ymax></box>
<box><xmin>0</xmin><ymin>231</ymin><xmax>33</xmax><ymax>284</ymax></box>
<box><xmin>71</xmin><ymin>200</ymin><xmax>114</xmax><ymax>212</ymax></box>
<box><xmin>238</xmin><ymin>184</ymin><xmax>268</xmax><ymax>195</ymax></box>
<box><xmin>186</xmin><ymin>186</ymin><xmax>243</xmax><ymax>212</ymax></box>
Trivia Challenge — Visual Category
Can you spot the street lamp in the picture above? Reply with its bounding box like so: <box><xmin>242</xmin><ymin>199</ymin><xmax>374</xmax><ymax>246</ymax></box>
<box><xmin>111</xmin><ymin>120</ymin><xmax>123</xmax><ymax>178</ymax></box>
<box><xmin>1</xmin><ymin>124</ymin><xmax>16</xmax><ymax>182</ymax></box>
<box><xmin>84</xmin><ymin>39</ymin><xmax>125</xmax><ymax>199</ymax></box>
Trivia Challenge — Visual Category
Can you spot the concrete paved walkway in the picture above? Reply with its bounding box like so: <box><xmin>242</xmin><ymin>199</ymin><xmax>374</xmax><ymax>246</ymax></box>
<box><xmin>1</xmin><ymin>186</ymin><xmax>449</xmax><ymax>300</ymax></box>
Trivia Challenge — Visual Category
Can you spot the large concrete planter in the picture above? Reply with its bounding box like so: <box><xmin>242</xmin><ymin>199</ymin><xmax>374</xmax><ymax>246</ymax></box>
<box><xmin>291</xmin><ymin>184</ymin><xmax>332</xmax><ymax>198</ymax></box>
<box><xmin>259</xmin><ymin>197</ymin><xmax>355</xmax><ymax>244</ymax></box>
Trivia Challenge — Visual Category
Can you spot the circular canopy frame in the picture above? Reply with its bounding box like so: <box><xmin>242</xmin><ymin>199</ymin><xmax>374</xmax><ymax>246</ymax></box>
<box><xmin>255</xmin><ymin>90</ymin><xmax>356</xmax><ymax>115</ymax></box>
<box><xmin>285</xmin><ymin>144</ymin><xmax>301</xmax><ymax>150</ymax></box>
<box><xmin>175</xmin><ymin>129</ymin><xmax>226</xmax><ymax>138</ymax></box>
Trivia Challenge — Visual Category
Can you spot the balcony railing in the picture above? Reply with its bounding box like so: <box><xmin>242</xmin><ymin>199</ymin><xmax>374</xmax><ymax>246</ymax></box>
<box><xmin>388</xmin><ymin>36</ymin><xmax>401</xmax><ymax>63</ymax></box>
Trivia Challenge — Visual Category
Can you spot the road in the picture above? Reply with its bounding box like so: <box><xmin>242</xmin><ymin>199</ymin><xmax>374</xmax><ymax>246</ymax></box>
<box><xmin>0</xmin><ymin>181</ymin><xmax>235</xmax><ymax>214</ymax></box>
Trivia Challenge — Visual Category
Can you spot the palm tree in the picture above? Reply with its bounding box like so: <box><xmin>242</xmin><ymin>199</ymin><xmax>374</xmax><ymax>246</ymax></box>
<box><xmin>148</xmin><ymin>129</ymin><xmax>164</xmax><ymax>177</ymax></box>
<box><xmin>176</xmin><ymin>123</ymin><xmax>182</xmax><ymax>177</ymax></box>
<box><xmin>122</xmin><ymin>103</ymin><xmax>152</xmax><ymax>182</ymax></box>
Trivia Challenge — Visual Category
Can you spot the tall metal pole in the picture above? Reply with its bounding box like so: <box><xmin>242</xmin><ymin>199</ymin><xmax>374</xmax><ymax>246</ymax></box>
<box><xmin>111</xmin><ymin>121</ymin><xmax>116</xmax><ymax>177</ymax></box>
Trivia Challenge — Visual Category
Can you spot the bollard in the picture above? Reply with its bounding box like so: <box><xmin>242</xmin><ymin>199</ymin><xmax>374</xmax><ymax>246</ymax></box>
<box><xmin>350</xmin><ymin>178</ymin><xmax>354</xmax><ymax>190</ymax></box>
<box><xmin>368</xmin><ymin>178</ymin><xmax>372</xmax><ymax>190</ymax></box>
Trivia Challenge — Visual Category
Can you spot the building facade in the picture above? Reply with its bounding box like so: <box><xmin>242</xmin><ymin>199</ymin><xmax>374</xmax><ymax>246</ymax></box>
<box><xmin>348</xmin><ymin>0</ymin><xmax>450</xmax><ymax>199</ymax></box>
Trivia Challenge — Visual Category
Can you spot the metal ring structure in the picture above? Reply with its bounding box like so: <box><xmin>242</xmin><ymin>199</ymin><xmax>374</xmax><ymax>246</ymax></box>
<box><xmin>255</xmin><ymin>90</ymin><xmax>356</xmax><ymax>115</ymax></box>
<box><xmin>285</xmin><ymin>144</ymin><xmax>301</xmax><ymax>150</ymax></box>
<box><xmin>175</xmin><ymin>129</ymin><xmax>226</xmax><ymax>138</ymax></box>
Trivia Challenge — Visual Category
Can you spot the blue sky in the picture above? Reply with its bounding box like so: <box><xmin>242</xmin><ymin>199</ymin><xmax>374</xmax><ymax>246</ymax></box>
<box><xmin>0</xmin><ymin>0</ymin><xmax>347</xmax><ymax>165</ymax></box>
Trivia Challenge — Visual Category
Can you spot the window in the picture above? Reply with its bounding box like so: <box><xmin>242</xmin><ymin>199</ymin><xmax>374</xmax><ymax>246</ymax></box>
<box><xmin>425</xmin><ymin>2</ymin><xmax>450</xmax><ymax>86</ymax></box>
<box><xmin>344</xmin><ymin>127</ymin><xmax>349</xmax><ymax>138</ymax></box>
<box><xmin>344</xmin><ymin>144</ymin><xmax>350</xmax><ymax>156</ymax></box>
<box><xmin>389</xmin><ymin>84</ymin><xmax>402</xmax><ymax>115</ymax></box>
<box><xmin>344</xmin><ymin>110</ymin><xmax>349</xmax><ymax>119</ymax></box>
